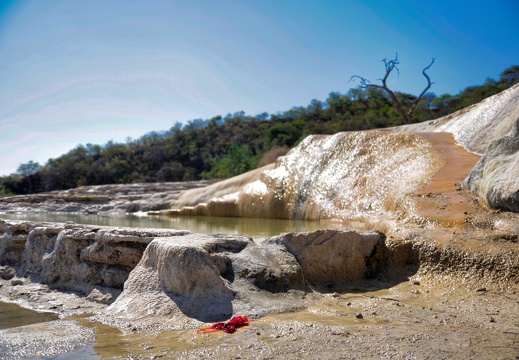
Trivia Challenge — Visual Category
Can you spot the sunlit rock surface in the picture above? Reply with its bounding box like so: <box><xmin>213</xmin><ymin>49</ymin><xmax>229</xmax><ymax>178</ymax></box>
<box><xmin>1</xmin><ymin>220</ymin><xmax>391</xmax><ymax>329</ymax></box>
<box><xmin>397</xmin><ymin>83</ymin><xmax>519</xmax><ymax>154</ymax></box>
<box><xmin>397</xmin><ymin>83</ymin><xmax>519</xmax><ymax>211</ymax></box>
<box><xmin>100</xmin><ymin>229</ymin><xmax>388</xmax><ymax>329</ymax></box>
<box><xmin>0</xmin><ymin>219</ymin><xmax>190</xmax><ymax>304</ymax></box>
<box><xmin>169</xmin><ymin>131</ymin><xmax>440</xmax><ymax>222</ymax></box>
<box><xmin>462</xmin><ymin>114</ymin><xmax>519</xmax><ymax>211</ymax></box>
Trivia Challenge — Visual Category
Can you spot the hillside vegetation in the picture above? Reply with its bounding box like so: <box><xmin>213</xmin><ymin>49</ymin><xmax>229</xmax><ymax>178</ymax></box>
<box><xmin>2</xmin><ymin>65</ymin><xmax>518</xmax><ymax>195</ymax></box>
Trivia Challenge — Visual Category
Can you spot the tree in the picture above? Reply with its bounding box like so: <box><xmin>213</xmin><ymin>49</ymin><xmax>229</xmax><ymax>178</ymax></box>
<box><xmin>499</xmin><ymin>65</ymin><xmax>519</xmax><ymax>86</ymax></box>
<box><xmin>351</xmin><ymin>53</ymin><xmax>435</xmax><ymax>124</ymax></box>
<box><xmin>17</xmin><ymin>161</ymin><xmax>41</xmax><ymax>177</ymax></box>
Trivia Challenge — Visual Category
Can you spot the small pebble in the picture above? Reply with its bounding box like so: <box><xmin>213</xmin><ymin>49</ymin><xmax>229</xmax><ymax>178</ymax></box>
<box><xmin>355</xmin><ymin>313</ymin><xmax>363</xmax><ymax>319</ymax></box>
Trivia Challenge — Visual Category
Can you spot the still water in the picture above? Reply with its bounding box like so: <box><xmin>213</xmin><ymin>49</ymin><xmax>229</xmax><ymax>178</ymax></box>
<box><xmin>0</xmin><ymin>301</ymin><xmax>58</xmax><ymax>330</ymax></box>
<box><xmin>0</xmin><ymin>212</ymin><xmax>347</xmax><ymax>241</ymax></box>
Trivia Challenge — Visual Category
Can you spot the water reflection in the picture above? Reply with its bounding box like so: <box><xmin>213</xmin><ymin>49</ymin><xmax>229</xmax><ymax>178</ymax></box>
<box><xmin>0</xmin><ymin>212</ymin><xmax>347</xmax><ymax>240</ymax></box>
<box><xmin>0</xmin><ymin>301</ymin><xmax>58</xmax><ymax>329</ymax></box>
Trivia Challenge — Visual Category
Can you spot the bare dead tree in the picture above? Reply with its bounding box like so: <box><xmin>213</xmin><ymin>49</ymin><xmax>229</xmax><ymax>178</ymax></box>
<box><xmin>350</xmin><ymin>53</ymin><xmax>435</xmax><ymax>124</ymax></box>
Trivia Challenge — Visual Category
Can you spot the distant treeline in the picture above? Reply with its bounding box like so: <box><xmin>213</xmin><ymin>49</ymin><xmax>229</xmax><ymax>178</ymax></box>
<box><xmin>1</xmin><ymin>65</ymin><xmax>518</xmax><ymax>195</ymax></box>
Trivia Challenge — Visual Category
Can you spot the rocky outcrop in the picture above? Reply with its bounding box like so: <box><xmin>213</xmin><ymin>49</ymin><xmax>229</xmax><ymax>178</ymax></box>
<box><xmin>1</xmin><ymin>220</ymin><xmax>190</xmax><ymax>303</ymax></box>
<box><xmin>0</xmin><ymin>219</ymin><xmax>392</xmax><ymax>328</ymax></box>
<box><xmin>103</xmin><ymin>233</ymin><xmax>306</xmax><ymax>328</ymax></box>
<box><xmin>0</xmin><ymin>219</ymin><xmax>392</xmax><ymax>329</ymax></box>
<box><xmin>168</xmin><ymin>131</ymin><xmax>440</xmax><ymax>222</ymax></box>
<box><xmin>462</xmin><ymin>114</ymin><xmax>519</xmax><ymax>212</ymax></box>
<box><xmin>104</xmin><ymin>230</ymin><xmax>386</xmax><ymax>329</ymax></box>
<box><xmin>392</xmin><ymin>84</ymin><xmax>519</xmax><ymax>212</ymax></box>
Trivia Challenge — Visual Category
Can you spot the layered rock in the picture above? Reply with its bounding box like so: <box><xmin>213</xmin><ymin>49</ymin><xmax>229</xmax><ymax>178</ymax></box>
<box><xmin>0</xmin><ymin>219</ymin><xmax>390</xmax><ymax>328</ymax></box>
<box><xmin>0</xmin><ymin>181</ymin><xmax>211</xmax><ymax>213</ymax></box>
<box><xmin>1</xmin><ymin>220</ymin><xmax>190</xmax><ymax>303</ymax></box>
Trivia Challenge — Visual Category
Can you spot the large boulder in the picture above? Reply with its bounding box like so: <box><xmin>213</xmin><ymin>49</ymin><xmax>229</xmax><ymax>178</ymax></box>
<box><xmin>462</xmin><ymin>115</ymin><xmax>519</xmax><ymax>212</ymax></box>
<box><xmin>103</xmin><ymin>233</ymin><xmax>307</xmax><ymax>329</ymax></box>
<box><xmin>266</xmin><ymin>230</ymin><xmax>385</xmax><ymax>289</ymax></box>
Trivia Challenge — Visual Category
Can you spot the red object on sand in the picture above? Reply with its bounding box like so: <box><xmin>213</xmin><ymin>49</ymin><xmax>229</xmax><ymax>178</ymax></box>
<box><xmin>196</xmin><ymin>315</ymin><xmax>250</xmax><ymax>334</ymax></box>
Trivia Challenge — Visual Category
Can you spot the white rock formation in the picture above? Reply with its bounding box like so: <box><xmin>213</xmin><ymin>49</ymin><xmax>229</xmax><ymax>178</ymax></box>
<box><xmin>266</xmin><ymin>230</ymin><xmax>383</xmax><ymax>287</ymax></box>
<box><xmin>1</xmin><ymin>220</ymin><xmax>388</xmax><ymax>328</ymax></box>
<box><xmin>462</xmin><ymin>114</ymin><xmax>519</xmax><ymax>211</ymax></box>
<box><xmin>169</xmin><ymin>131</ymin><xmax>440</xmax><ymax>222</ymax></box>
<box><xmin>398</xmin><ymin>83</ymin><xmax>519</xmax><ymax>154</ymax></box>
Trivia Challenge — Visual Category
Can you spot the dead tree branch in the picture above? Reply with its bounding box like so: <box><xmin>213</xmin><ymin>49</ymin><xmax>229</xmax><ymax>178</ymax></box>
<box><xmin>350</xmin><ymin>53</ymin><xmax>435</xmax><ymax>124</ymax></box>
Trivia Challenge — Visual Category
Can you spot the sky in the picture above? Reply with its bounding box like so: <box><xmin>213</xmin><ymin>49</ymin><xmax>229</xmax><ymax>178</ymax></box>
<box><xmin>0</xmin><ymin>0</ymin><xmax>518</xmax><ymax>176</ymax></box>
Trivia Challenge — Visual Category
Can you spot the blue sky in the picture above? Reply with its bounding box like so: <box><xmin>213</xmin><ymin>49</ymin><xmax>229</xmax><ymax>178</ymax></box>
<box><xmin>1</xmin><ymin>0</ymin><xmax>518</xmax><ymax>176</ymax></box>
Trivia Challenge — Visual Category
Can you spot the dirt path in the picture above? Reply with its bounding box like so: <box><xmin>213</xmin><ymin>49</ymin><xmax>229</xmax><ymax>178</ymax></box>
<box><xmin>412</xmin><ymin>132</ymin><xmax>480</xmax><ymax>227</ymax></box>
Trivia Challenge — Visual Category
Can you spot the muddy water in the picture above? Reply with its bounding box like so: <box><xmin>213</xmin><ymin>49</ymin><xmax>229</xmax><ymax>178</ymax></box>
<box><xmin>412</xmin><ymin>132</ymin><xmax>480</xmax><ymax>227</ymax></box>
<box><xmin>0</xmin><ymin>301</ymin><xmax>58</xmax><ymax>329</ymax></box>
<box><xmin>0</xmin><ymin>212</ymin><xmax>347</xmax><ymax>241</ymax></box>
<box><xmin>55</xmin><ymin>317</ymin><xmax>197</xmax><ymax>359</ymax></box>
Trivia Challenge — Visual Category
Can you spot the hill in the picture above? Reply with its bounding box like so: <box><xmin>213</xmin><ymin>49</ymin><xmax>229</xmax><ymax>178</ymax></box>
<box><xmin>1</xmin><ymin>65</ymin><xmax>518</xmax><ymax>196</ymax></box>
